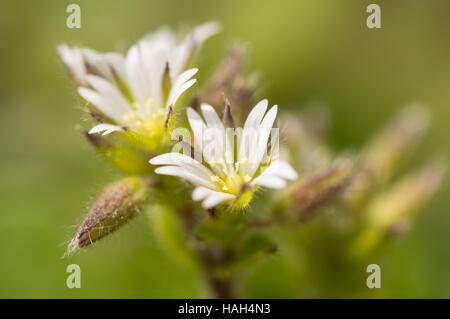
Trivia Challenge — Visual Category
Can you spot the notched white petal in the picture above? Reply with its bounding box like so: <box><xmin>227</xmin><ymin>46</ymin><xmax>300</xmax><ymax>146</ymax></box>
<box><xmin>192</xmin><ymin>187</ymin><xmax>215</xmax><ymax>201</ymax></box>
<box><xmin>200</xmin><ymin>103</ymin><xmax>223</xmax><ymax>128</ymax></box>
<box><xmin>251</xmin><ymin>174</ymin><xmax>287</xmax><ymax>189</ymax></box>
<box><xmin>201</xmin><ymin>191</ymin><xmax>235</xmax><ymax>209</ymax></box>
<box><xmin>244</xmin><ymin>99</ymin><xmax>268</xmax><ymax>129</ymax></box>
<box><xmin>274</xmin><ymin>161</ymin><xmax>298</xmax><ymax>180</ymax></box>
<box><xmin>154</xmin><ymin>166</ymin><xmax>217</xmax><ymax>189</ymax></box>
<box><xmin>88</xmin><ymin>123</ymin><xmax>124</xmax><ymax>135</ymax></box>
<box><xmin>192</xmin><ymin>21</ymin><xmax>221</xmax><ymax>44</ymax></box>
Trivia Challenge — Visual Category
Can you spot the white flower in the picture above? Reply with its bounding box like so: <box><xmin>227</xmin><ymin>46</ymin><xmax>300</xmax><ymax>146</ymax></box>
<box><xmin>150</xmin><ymin>99</ymin><xmax>298</xmax><ymax>209</ymax></box>
<box><xmin>79</xmin><ymin>67</ymin><xmax>198</xmax><ymax>136</ymax></box>
<box><xmin>57</xmin><ymin>44</ymin><xmax>124</xmax><ymax>86</ymax></box>
<box><xmin>57</xmin><ymin>22</ymin><xmax>220</xmax><ymax>138</ymax></box>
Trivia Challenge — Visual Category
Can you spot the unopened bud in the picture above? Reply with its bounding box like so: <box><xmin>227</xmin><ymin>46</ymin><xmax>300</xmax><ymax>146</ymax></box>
<box><xmin>285</xmin><ymin>158</ymin><xmax>354</xmax><ymax>220</ymax></box>
<box><xmin>361</xmin><ymin>105</ymin><xmax>429</xmax><ymax>184</ymax></box>
<box><xmin>202</xmin><ymin>45</ymin><xmax>256</xmax><ymax>120</ymax></box>
<box><xmin>367</xmin><ymin>162</ymin><xmax>445</xmax><ymax>230</ymax></box>
<box><xmin>353</xmin><ymin>162</ymin><xmax>445</xmax><ymax>257</ymax></box>
<box><xmin>67</xmin><ymin>177</ymin><xmax>152</xmax><ymax>254</ymax></box>
<box><xmin>203</xmin><ymin>45</ymin><xmax>245</xmax><ymax>106</ymax></box>
<box><xmin>279</xmin><ymin>108</ymin><xmax>332</xmax><ymax>175</ymax></box>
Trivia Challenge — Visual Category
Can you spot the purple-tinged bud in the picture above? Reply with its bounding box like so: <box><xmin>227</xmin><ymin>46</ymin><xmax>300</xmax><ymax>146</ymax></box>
<box><xmin>67</xmin><ymin>177</ymin><xmax>153</xmax><ymax>254</ymax></box>
<box><xmin>285</xmin><ymin>158</ymin><xmax>354</xmax><ymax>220</ymax></box>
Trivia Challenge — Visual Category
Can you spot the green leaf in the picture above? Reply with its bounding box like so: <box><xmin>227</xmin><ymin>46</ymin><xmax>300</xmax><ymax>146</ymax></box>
<box><xmin>195</xmin><ymin>212</ymin><xmax>246</xmax><ymax>246</ymax></box>
<box><xmin>213</xmin><ymin>232</ymin><xmax>277</xmax><ymax>277</ymax></box>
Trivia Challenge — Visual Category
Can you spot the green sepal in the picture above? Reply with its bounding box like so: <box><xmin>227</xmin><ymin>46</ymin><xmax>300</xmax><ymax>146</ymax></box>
<box><xmin>84</xmin><ymin>130</ymin><xmax>154</xmax><ymax>175</ymax></box>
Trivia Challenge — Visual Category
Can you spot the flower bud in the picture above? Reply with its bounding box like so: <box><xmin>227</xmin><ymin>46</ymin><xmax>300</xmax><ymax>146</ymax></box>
<box><xmin>67</xmin><ymin>177</ymin><xmax>152</xmax><ymax>254</ymax></box>
<box><xmin>201</xmin><ymin>45</ymin><xmax>257</xmax><ymax>120</ymax></box>
<box><xmin>360</xmin><ymin>105</ymin><xmax>429</xmax><ymax>184</ymax></box>
<box><xmin>285</xmin><ymin>158</ymin><xmax>354</xmax><ymax>220</ymax></box>
<box><xmin>366</xmin><ymin>162</ymin><xmax>445</xmax><ymax>230</ymax></box>
<box><xmin>353</xmin><ymin>162</ymin><xmax>445</xmax><ymax>256</ymax></box>
<box><xmin>346</xmin><ymin>105</ymin><xmax>430</xmax><ymax>207</ymax></box>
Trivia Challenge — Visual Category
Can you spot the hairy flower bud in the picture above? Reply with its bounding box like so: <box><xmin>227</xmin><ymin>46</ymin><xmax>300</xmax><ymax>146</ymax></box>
<box><xmin>67</xmin><ymin>177</ymin><xmax>152</xmax><ymax>254</ymax></box>
<box><xmin>285</xmin><ymin>158</ymin><xmax>354</xmax><ymax>220</ymax></box>
<box><xmin>360</xmin><ymin>105</ymin><xmax>429</xmax><ymax>184</ymax></box>
<box><xmin>353</xmin><ymin>162</ymin><xmax>445</xmax><ymax>256</ymax></box>
<box><xmin>346</xmin><ymin>105</ymin><xmax>430</xmax><ymax>208</ymax></box>
<box><xmin>201</xmin><ymin>45</ymin><xmax>257</xmax><ymax>120</ymax></box>
<box><xmin>366</xmin><ymin>162</ymin><xmax>445</xmax><ymax>230</ymax></box>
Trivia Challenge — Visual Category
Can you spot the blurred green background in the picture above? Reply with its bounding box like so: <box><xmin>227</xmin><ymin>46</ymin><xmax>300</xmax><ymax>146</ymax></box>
<box><xmin>1</xmin><ymin>0</ymin><xmax>449</xmax><ymax>298</ymax></box>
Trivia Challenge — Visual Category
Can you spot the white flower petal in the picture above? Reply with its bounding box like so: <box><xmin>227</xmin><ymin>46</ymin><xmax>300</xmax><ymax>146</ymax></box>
<box><xmin>251</xmin><ymin>174</ymin><xmax>287</xmax><ymax>189</ymax></box>
<box><xmin>125</xmin><ymin>45</ymin><xmax>149</xmax><ymax>106</ymax></box>
<box><xmin>238</xmin><ymin>99</ymin><xmax>269</xmax><ymax>164</ymax></box>
<box><xmin>167</xmin><ymin>78</ymin><xmax>197</xmax><ymax>108</ymax></box>
<box><xmin>200</xmin><ymin>103</ymin><xmax>230</xmax><ymax>166</ymax></box>
<box><xmin>81</xmin><ymin>48</ymin><xmax>115</xmax><ymax>83</ymax></box>
<box><xmin>248</xmin><ymin>105</ymin><xmax>278</xmax><ymax>176</ymax></box>
<box><xmin>154</xmin><ymin>166</ymin><xmax>217</xmax><ymax>189</ymax></box>
<box><xmin>243</xmin><ymin>99</ymin><xmax>268</xmax><ymax>130</ymax></box>
<box><xmin>200</xmin><ymin>103</ymin><xmax>223</xmax><ymax>129</ymax></box>
<box><xmin>168</xmin><ymin>22</ymin><xmax>220</xmax><ymax>79</ymax></box>
<box><xmin>142</xmin><ymin>27</ymin><xmax>176</xmax><ymax>52</ymax></box>
<box><xmin>104</xmin><ymin>52</ymin><xmax>126</xmax><ymax>80</ymax></box>
<box><xmin>201</xmin><ymin>191</ymin><xmax>235</xmax><ymax>209</ymax></box>
<box><xmin>258</xmin><ymin>160</ymin><xmax>298</xmax><ymax>180</ymax></box>
<box><xmin>273</xmin><ymin>160</ymin><xmax>298</xmax><ymax>180</ymax></box>
<box><xmin>187</xmin><ymin>107</ymin><xmax>207</xmax><ymax>149</ymax></box>
<box><xmin>150</xmin><ymin>153</ymin><xmax>214</xmax><ymax>181</ymax></box>
<box><xmin>172</xmin><ymin>68</ymin><xmax>198</xmax><ymax>89</ymax></box>
<box><xmin>78</xmin><ymin>87</ymin><xmax>125</xmax><ymax>124</ymax></box>
<box><xmin>88</xmin><ymin>123</ymin><xmax>124</xmax><ymax>135</ymax></box>
<box><xmin>57</xmin><ymin>44</ymin><xmax>87</xmax><ymax>85</ymax></box>
<box><xmin>86</xmin><ymin>75</ymin><xmax>131</xmax><ymax>113</ymax></box>
<box><xmin>166</xmin><ymin>68</ymin><xmax>198</xmax><ymax>108</ymax></box>
<box><xmin>192</xmin><ymin>21</ymin><xmax>221</xmax><ymax>44</ymax></box>
<box><xmin>192</xmin><ymin>186</ymin><xmax>216</xmax><ymax>201</ymax></box>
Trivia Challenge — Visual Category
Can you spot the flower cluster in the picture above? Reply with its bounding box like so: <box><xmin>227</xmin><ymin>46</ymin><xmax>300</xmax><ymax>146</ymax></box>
<box><xmin>60</xmin><ymin>22</ymin><xmax>444</xmax><ymax>299</ymax></box>
<box><xmin>60</xmin><ymin>22</ymin><xmax>298</xmax><ymax>210</ymax></box>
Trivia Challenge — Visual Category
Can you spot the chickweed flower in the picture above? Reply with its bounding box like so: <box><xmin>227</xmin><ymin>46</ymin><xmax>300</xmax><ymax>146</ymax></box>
<box><xmin>150</xmin><ymin>99</ymin><xmax>298</xmax><ymax>209</ymax></box>
<box><xmin>58</xmin><ymin>22</ymin><xmax>220</xmax><ymax>148</ymax></box>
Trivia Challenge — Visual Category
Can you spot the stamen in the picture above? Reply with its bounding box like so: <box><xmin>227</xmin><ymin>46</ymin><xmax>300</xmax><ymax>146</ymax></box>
<box><xmin>240</xmin><ymin>157</ymin><xmax>248</xmax><ymax>164</ymax></box>
<box><xmin>223</xmin><ymin>99</ymin><xmax>237</xmax><ymax>130</ymax></box>
<box><xmin>145</xmin><ymin>98</ymin><xmax>153</xmax><ymax>107</ymax></box>
<box><xmin>164</xmin><ymin>106</ymin><xmax>173</xmax><ymax>130</ymax></box>
<box><xmin>123</xmin><ymin>112</ymin><xmax>136</xmax><ymax>122</ymax></box>
<box><xmin>131</xmin><ymin>101</ymin><xmax>140</xmax><ymax>111</ymax></box>
<box><xmin>177</xmin><ymin>135</ymin><xmax>200</xmax><ymax>160</ymax></box>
